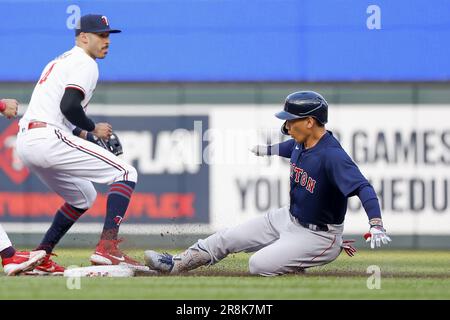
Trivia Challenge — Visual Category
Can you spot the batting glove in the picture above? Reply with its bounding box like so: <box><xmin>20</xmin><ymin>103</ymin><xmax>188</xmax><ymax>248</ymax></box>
<box><xmin>249</xmin><ymin>145</ymin><xmax>270</xmax><ymax>156</ymax></box>
<box><xmin>364</xmin><ymin>219</ymin><xmax>391</xmax><ymax>249</ymax></box>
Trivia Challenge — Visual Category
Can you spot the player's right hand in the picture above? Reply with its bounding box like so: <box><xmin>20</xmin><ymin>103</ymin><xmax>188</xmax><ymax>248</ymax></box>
<box><xmin>364</xmin><ymin>226</ymin><xmax>391</xmax><ymax>249</ymax></box>
<box><xmin>93</xmin><ymin>122</ymin><xmax>113</xmax><ymax>140</ymax></box>
<box><xmin>250</xmin><ymin>145</ymin><xmax>270</xmax><ymax>156</ymax></box>
<box><xmin>0</xmin><ymin>99</ymin><xmax>19</xmax><ymax>119</ymax></box>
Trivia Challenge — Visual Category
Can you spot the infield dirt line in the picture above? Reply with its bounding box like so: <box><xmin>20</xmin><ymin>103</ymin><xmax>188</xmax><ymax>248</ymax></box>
<box><xmin>134</xmin><ymin>270</ymin><xmax>450</xmax><ymax>279</ymax></box>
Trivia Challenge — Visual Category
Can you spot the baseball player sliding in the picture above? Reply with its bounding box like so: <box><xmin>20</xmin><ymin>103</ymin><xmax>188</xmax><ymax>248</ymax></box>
<box><xmin>1</xmin><ymin>99</ymin><xmax>47</xmax><ymax>275</ymax></box>
<box><xmin>145</xmin><ymin>91</ymin><xmax>391</xmax><ymax>276</ymax></box>
<box><xmin>15</xmin><ymin>14</ymin><xmax>142</xmax><ymax>275</ymax></box>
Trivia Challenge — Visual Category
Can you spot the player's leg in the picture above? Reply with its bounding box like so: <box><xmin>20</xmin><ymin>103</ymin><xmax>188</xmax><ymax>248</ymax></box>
<box><xmin>144</xmin><ymin>207</ymin><xmax>288</xmax><ymax>274</ymax></box>
<box><xmin>0</xmin><ymin>224</ymin><xmax>46</xmax><ymax>276</ymax></box>
<box><xmin>33</xmin><ymin>172</ymin><xmax>94</xmax><ymax>254</ymax></box>
<box><xmin>21</xmin><ymin>171</ymin><xmax>94</xmax><ymax>275</ymax></box>
<box><xmin>17</xmin><ymin>128</ymin><xmax>139</xmax><ymax>269</ymax></box>
<box><xmin>50</xmin><ymin>130</ymin><xmax>137</xmax><ymax>235</ymax></box>
<box><xmin>0</xmin><ymin>224</ymin><xmax>13</xmax><ymax>256</ymax></box>
<box><xmin>45</xmin><ymin>130</ymin><xmax>139</xmax><ymax>266</ymax></box>
<box><xmin>247</xmin><ymin>220</ymin><xmax>343</xmax><ymax>276</ymax></box>
<box><xmin>18</xmin><ymin>128</ymin><xmax>137</xmax><ymax>236</ymax></box>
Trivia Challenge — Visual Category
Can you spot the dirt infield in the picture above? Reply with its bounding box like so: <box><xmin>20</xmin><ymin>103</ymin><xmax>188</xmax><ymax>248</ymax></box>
<box><xmin>135</xmin><ymin>269</ymin><xmax>450</xmax><ymax>279</ymax></box>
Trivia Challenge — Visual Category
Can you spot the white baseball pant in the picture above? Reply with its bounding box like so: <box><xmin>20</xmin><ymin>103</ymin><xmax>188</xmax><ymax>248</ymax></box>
<box><xmin>0</xmin><ymin>224</ymin><xmax>13</xmax><ymax>252</ymax></box>
<box><xmin>16</xmin><ymin>123</ymin><xmax>137</xmax><ymax>209</ymax></box>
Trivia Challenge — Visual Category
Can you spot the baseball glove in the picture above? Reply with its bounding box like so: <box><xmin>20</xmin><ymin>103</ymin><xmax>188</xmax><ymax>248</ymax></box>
<box><xmin>88</xmin><ymin>132</ymin><xmax>123</xmax><ymax>156</ymax></box>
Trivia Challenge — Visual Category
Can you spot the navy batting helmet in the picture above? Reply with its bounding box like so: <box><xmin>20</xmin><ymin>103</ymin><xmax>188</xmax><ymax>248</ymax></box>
<box><xmin>275</xmin><ymin>91</ymin><xmax>328</xmax><ymax>135</ymax></box>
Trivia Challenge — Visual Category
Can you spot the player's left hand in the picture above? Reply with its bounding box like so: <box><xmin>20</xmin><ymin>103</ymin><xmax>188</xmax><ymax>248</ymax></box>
<box><xmin>341</xmin><ymin>239</ymin><xmax>357</xmax><ymax>257</ymax></box>
<box><xmin>364</xmin><ymin>226</ymin><xmax>391</xmax><ymax>249</ymax></box>
<box><xmin>250</xmin><ymin>145</ymin><xmax>269</xmax><ymax>156</ymax></box>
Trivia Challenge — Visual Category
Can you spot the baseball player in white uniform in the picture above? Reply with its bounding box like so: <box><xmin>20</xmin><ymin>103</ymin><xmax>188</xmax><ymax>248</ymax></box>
<box><xmin>15</xmin><ymin>14</ymin><xmax>141</xmax><ymax>275</ymax></box>
<box><xmin>1</xmin><ymin>98</ymin><xmax>46</xmax><ymax>275</ymax></box>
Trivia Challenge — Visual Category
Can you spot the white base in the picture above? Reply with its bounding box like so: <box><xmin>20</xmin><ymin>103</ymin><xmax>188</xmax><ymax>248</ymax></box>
<box><xmin>64</xmin><ymin>265</ymin><xmax>135</xmax><ymax>278</ymax></box>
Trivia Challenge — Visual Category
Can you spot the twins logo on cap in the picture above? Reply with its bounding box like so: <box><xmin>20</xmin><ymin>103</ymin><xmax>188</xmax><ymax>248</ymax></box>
<box><xmin>101</xmin><ymin>16</ymin><xmax>109</xmax><ymax>26</ymax></box>
<box><xmin>75</xmin><ymin>14</ymin><xmax>122</xmax><ymax>35</ymax></box>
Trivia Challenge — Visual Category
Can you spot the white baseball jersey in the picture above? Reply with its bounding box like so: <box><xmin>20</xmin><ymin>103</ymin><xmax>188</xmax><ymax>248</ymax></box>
<box><xmin>16</xmin><ymin>45</ymin><xmax>137</xmax><ymax>210</ymax></box>
<box><xmin>21</xmin><ymin>46</ymin><xmax>98</xmax><ymax>132</ymax></box>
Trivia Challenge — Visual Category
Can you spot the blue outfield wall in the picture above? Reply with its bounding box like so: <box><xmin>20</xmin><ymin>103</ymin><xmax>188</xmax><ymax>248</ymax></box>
<box><xmin>0</xmin><ymin>0</ymin><xmax>449</xmax><ymax>82</ymax></box>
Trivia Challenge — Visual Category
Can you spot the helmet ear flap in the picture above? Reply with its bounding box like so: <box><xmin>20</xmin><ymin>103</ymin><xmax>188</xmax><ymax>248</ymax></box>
<box><xmin>281</xmin><ymin>121</ymin><xmax>289</xmax><ymax>135</ymax></box>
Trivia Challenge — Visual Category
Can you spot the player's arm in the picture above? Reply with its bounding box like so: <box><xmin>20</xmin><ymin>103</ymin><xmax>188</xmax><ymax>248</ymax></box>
<box><xmin>60</xmin><ymin>88</ymin><xmax>111</xmax><ymax>140</ymax></box>
<box><xmin>0</xmin><ymin>98</ymin><xmax>19</xmax><ymax>119</ymax></box>
<box><xmin>326</xmin><ymin>149</ymin><xmax>391</xmax><ymax>249</ymax></box>
<box><xmin>354</xmin><ymin>184</ymin><xmax>391</xmax><ymax>248</ymax></box>
<box><xmin>250</xmin><ymin>139</ymin><xmax>295</xmax><ymax>158</ymax></box>
<box><xmin>72</xmin><ymin>126</ymin><xmax>99</xmax><ymax>144</ymax></box>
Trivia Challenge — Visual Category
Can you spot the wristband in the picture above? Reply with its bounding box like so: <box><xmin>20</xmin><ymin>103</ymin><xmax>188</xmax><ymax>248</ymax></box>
<box><xmin>86</xmin><ymin>132</ymin><xmax>98</xmax><ymax>143</ymax></box>
<box><xmin>369</xmin><ymin>218</ymin><xmax>383</xmax><ymax>227</ymax></box>
<box><xmin>72</xmin><ymin>127</ymin><xmax>83</xmax><ymax>136</ymax></box>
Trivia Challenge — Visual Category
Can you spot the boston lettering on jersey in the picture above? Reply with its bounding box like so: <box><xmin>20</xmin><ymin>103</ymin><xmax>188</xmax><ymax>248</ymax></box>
<box><xmin>290</xmin><ymin>163</ymin><xmax>316</xmax><ymax>194</ymax></box>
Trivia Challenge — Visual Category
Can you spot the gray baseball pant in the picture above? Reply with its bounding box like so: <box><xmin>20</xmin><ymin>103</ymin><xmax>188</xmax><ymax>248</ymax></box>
<box><xmin>197</xmin><ymin>206</ymin><xmax>344</xmax><ymax>276</ymax></box>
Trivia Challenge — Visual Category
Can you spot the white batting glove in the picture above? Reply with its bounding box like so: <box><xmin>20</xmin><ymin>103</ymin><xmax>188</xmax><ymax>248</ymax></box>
<box><xmin>364</xmin><ymin>219</ymin><xmax>391</xmax><ymax>249</ymax></box>
<box><xmin>249</xmin><ymin>145</ymin><xmax>270</xmax><ymax>156</ymax></box>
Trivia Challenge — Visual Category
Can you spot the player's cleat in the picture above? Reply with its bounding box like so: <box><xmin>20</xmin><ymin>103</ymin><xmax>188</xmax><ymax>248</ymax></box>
<box><xmin>2</xmin><ymin>250</ymin><xmax>46</xmax><ymax>276</ymax></box>
<box><xmin>145</xmin><ymin>243</ymin><xmax>211</xmax><ymax>274</ymax></box>
<box><xmin>90</xmin><ymin>238</ymin><xmax>143</xmax><ymax>267</ymax></box>
<box><xmin>25</xmin><ymin>253</ymin><xmax>65</xmax><ymax>276</ymax></box>
<box><xmin>144</xmin><ymin>251</ymin><xmax>174</xmax><ymax>273</ymax></box>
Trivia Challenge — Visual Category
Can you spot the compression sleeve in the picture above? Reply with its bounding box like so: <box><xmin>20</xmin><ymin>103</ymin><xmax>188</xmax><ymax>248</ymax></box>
<box><xmin>269</xmin><ymin>139</ymin><xmax>295</xmax><ymax>158</ymax></box>
<box><xmin>356</xmin><ymin>184</ymin><xmax>382</xmax><ymax>220</ymax></box>
<box><xmin>60</xmin><ymin>88</ymin><xmax>95</xmax><ymax>132</ymax></box>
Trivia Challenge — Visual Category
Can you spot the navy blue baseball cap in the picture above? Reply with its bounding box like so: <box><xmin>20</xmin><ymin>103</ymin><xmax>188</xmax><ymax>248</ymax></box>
<box><xmin>75</xmin><ymin>14</ymin><xmax>121</xmax><ymax>36</ymax></box>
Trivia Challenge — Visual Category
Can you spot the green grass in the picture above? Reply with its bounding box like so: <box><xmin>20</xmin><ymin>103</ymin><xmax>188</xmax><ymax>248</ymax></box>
<box><xmin>1</xmin><ymin>249</ymin><xmax>449</xmax><ymax>299</ymax></box>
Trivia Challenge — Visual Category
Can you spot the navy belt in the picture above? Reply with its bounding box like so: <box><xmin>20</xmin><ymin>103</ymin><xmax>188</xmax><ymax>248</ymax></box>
<box><xmin>294</xmin><ymin>218</ymin><xmax>329</xmax><ymax>232</ymax></box>
<box><xmin>290</xmin><ymin>211</ymin><xmax>329</xmax><ymax>232</ymax></box>
<box><xmin>299</xmin><ymin>222</ymin><xmax>329</xmax><ymax>232</ymax></box>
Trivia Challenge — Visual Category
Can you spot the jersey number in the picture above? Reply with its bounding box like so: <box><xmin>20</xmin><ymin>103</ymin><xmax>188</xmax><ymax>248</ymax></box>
<box><xmin>38</xmin><ymin>62</ymin><xmax>57</xmax><ymax>84</ymax></box>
